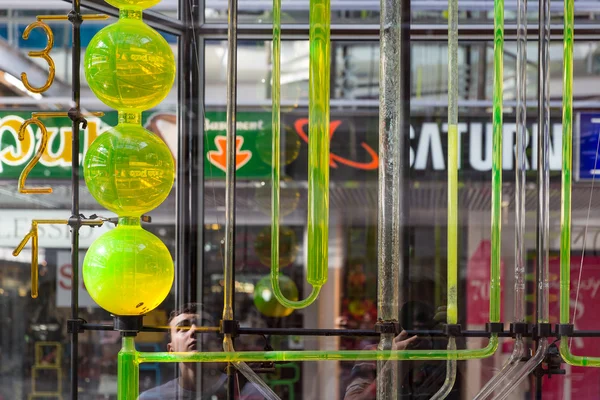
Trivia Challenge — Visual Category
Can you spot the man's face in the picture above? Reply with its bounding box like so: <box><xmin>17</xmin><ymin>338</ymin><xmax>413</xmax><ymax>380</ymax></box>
<box><xmin>167</xmin><ymin>312</ymin><xmax>221</xmax><ymax>353</ymax></box>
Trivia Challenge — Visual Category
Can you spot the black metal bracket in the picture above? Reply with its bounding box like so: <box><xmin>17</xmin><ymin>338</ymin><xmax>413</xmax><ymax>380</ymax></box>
<box><xmin>375</xmin><ymin>320</ymin><xmax>400</xmax><ymax>334</ymax></box>
<box><xmin>113</xmin><ymin>315</ymin><xmax>144</xmax><ymax>336</ymax></box>
<box><xmin>220</xmin><ymin>319</ymin><xmax>240</xmax><ymax>337</ymax></box>
<box><xmin>556</xmin><ymin>324</ymin><xmax>574</xmax><ymax>337</ymax></box>
<box><xmin>67</xmin><ymin>318</ymin><xmax>85</xmax><ymax>334</ymax></box>
<box><xmin>486</xmin><ymin>322</ymin><xmax>505</xmax><ymax>334</ymax></box>
<box><xmin>534</xmin><ymin>323</ymin><xmax>553</xmax><ymax>339</ymax></box>
<box><xmin>67</xmin><ymin>107</ymin><xmax>88</xmax><ymax>129</ymax></box>
<box><xmin>443</xmin><ymin>324</ymin><xmax>462</xmax><ymax>337</ymax></box>
<box><xmin>534</xmin><ymin>343</ymin><xmax>566</xmax><ymax>378</ymax></box>
<box><xmin>510</xmin><ymin>322</ymin><xmax>531</xmax><ymax>336</ymax></box>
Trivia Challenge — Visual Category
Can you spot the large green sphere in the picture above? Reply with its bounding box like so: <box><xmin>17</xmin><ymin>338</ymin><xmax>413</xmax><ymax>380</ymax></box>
<box><xmin>83</xmin><ymin>223</ymin><xmax>174</xmax><ymax>316</ymax></box>
<box><xmin>253</xmin><ymin>275</ymin><xmax>298</xmax><ymax>318</ymax></box>
<box><xmin>84</xmin><ymin>18</ymin><xmax>175</xmax><ymax>112</ymax></box>
<box><xmin>105</xmin><ymin>0</ymin><xmax>161</xmax><ymax>9</ymax></box>
<box><xmin>83</xmin><ymin>123</ymin><xmax>175</xmax><ymax>217</ymax></box>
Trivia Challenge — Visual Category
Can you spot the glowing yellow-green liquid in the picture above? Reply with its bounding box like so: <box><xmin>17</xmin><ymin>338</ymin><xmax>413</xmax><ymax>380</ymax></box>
<box><xmin>83</xmin><ymin>119</ymin><xmax>175</xmax><ymax>217</ymax></box>
<box><xmin>84</xmin><ymin>13</ymin><xmax>175</xmax><ymax>112</ymax></box>
<box><xmin>83</xmin><ymin>217</ymin><xmax>174</xmax><ymax>316</ymax></box>
<box><xmin>270</xmin><ymin>0</ymin><xmax>330</xmax><ymax>308</ymax></box>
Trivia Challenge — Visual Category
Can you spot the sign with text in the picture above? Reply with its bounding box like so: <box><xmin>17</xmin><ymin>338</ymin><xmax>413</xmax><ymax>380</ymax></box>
<box><xmin>466</xmin><ymin>240</ymin><xmax>505</xmax><ymax>325</ymax></box>
<box><xmin>0</xmin><ymin>210</ymin><xmax>112</xmax><ymax>248</ymax></box>
<box><xmin>56</xmin><ymin>250</ymin><xmax>99</xmax><ymax>308</ymax></box>
<box><xmin>0</xmin><ymin>110</ymin><xmax>577</xmax><ymax>182</ymax></box>
<box><xmin>576</xmin><ymin>112</ymin><xmax>600</xmax><ymax>181</ymax></box>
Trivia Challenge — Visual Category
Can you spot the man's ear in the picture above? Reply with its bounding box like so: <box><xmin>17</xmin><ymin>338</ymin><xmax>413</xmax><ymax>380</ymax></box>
<box><xmin>167</xmin><ymin>342</ymin><xmax>173</xmax><ymax>352</ymax></box>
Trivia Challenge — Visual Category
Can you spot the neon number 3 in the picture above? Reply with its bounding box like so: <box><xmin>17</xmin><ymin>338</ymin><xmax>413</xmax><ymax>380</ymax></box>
<box><xmin>21</xmin><ymin>21</ymin><xmax>55</xmax><ymax>94</ymax></box>
<box><xmin>18</xmin><ymin>118</ymin><xmax>52</xmax><ymax>194</ymax></box>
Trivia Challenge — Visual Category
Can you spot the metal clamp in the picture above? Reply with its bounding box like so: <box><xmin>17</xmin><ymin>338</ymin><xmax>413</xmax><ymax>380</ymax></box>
<box><xmin>443</xmin><ymin>324</ymin><xmax>462</xmax><ymax>337</ymax></box>
<box><xmin>486</xmin><ymin>322</ymin><xmax>505</xmax><ymax>334</ymax></box>
<box><xmin>375</xmin><ymin>320</ymin><xmax>400</xmax><ymax>334</ymax></box>
<box><xmin>220</xmin><ymin>320</ymin><xmax>240</xmax><ymax>337</ymax></box>
<box><xmin>556</xmin><ymin>323</ymin><xmax>574</xmax><ymax>337</ymax></box>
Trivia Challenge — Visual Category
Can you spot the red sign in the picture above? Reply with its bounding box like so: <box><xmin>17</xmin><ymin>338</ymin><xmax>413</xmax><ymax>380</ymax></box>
<box><xmin>466</xmin><ymin>240</ymin><xmax>505</xmax><ymax>325</ymax></box>
<box><xmin>543</xmin><ymin>255</ymin><xmax>600</xmax><ymax>399</ymax></box>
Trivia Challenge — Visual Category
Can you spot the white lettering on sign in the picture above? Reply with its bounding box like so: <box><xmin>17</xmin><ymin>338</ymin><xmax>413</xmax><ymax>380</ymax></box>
<box><xmin>56</xmin><ymin>250</ymin><xmax>98</xmax><ymax>308</ymax></box>
<box><xmin>0</xmin><ymin>210</ymin><xmax>113</xmax><ymax>248</ymax></box>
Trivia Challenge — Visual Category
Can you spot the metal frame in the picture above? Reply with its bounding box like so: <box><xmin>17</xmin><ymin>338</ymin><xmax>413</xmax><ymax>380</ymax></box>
<box><xmin>52</xmin><ymin>0</ymin><xmax>596</xmax><ymax>399</ymax></box>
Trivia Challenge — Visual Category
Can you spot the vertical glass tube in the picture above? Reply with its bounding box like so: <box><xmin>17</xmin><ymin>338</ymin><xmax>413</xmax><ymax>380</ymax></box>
<box><xmin>559</xmin><ymin>0</ymin><xmax>574</xmax><ymax>327</ymax></box>
<box><xmin>489</xmin><ymin>0</ymin><xmax>554</xmax><ymax>396</ymax></box>
<box><xmin>118</xmin><ymin>337</ymin><xmax>139</xmax><ymax>400</ymax></box>
<box><xmin>475</xmin><ymin>0</ymin><xmax>525</xmax><ymax>395</ymax></box>
<box><xmin>306</xmin><ymin>0</ymin><xmax>330</xmax><ymax>288</ymax></box>
<box><xmin>430</xmin><ymin>339</ymin><xmax>457</xmax><ymax>400</ymax></box>
<box><xmin>270</xmin><ymin>0</ymin><xmax>328</xmax><ymax>309</ymax></box>
<box><xmin>489</xmin><ymin>0</ymin><xmax>504</xmax><ymax>324</ymax></box>
<box><xmin>377</xmin><ymin>0</ymin><xmax>401</xmax><ymax>394</ymax></box>
<box><xmin>447</xmin><ymin>0</ymin><xmax>459</xmax><ymax>327</ymax></box>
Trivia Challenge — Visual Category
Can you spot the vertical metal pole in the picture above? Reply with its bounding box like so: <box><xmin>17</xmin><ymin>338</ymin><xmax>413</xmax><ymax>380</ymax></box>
<box><xmin>398</xmin><ymin>0</ymin><xmax>410</xmax><ymax>395</ymax></box>
<box><xmin>69</xmin><ymin>1</ymin><xmax>83</xmax><ymax>398</ymax></box>
<box><xmin>176</xmin><ymin>0</ymin><xmax>204</xmax><ymax>311</ymax></box>
<box><xmin>223</xmin><ymin>0</ymin><xmax>238</xmax><ymax>397</ymax></box>
<box><xmin>377</xmin><ymin>0</ymin><xmax>402</xmax><ymax>398</ymax></box>
<box><xmin>177</xmin><ymin>0</ymin><xmax>204</xmax><ymax>393</ymax></box>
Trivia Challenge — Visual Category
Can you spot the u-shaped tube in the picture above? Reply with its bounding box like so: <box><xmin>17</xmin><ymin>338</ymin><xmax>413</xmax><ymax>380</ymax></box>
<box><xmin>556</xmin><ymin>0</ymin><xmax>600</xmax><ymax>368</ymax></box>
<box><xmin>271</xmin><ymin>0</ymin><xmax>330</xmax><ymax>308</ymax></box>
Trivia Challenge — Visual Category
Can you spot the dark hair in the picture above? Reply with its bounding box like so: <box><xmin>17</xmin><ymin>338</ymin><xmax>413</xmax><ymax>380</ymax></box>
<box><xmin>167</xmin><ymin>303</ymin><xmax>201</xmax><ymax>325</ymax></box>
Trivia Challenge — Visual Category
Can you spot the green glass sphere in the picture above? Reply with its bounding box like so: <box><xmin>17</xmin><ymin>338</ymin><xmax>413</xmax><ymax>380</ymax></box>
<box><xmin>83</xmin><ymin>123</ymin><xmax>175</xmax><ymax>217</ymax></box>
<box><xmin>83</xmin><ymin>221</ymin><xmax>174</xmax><ymax>316</ymax></box>
<box><xmin>253</xmin><ymin>275</ymin><xmax>298</xmax><ymax>318</ymax></box>
<box><xmin>254</xmin><ymin>226</ymin><xmax>297</xmax><ymax>268</ymax></box>
<box><xmin>84</xmin><ymin>18</ymin><xmax>175</xmax><ymax>112</ymax></box>
<box><xmin>105</xmin><ymin>0</ymin><xmax>161</xmax><ymax>9</ymax></box>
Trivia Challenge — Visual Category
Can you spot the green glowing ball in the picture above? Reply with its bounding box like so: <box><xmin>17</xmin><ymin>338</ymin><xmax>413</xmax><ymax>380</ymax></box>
<box><xmin>105</xmin><ymin>0</ymin><xmax>161</xmax><ymax>9</ymax></box>
<box><xmin>83</xmin><ymin>123</ymin><xmax>174</xmax><ymax>217</ymax></box>
<box><xmin>83</xmin><ymin>223</ymin><xmax>174</xmax><ymax>316</ymax></box>
<box><xmin>84</xmin><ymin>18</ymin><xmax>175</xmax><ymax>112</ymax></box>
<box><xmin>253</xmin><ymin>275</ymin><xmax>298</xmax><ymax>318</ymax></box>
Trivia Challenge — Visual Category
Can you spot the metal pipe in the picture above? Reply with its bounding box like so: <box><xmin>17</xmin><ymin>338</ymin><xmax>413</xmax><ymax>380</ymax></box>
<box><xmin>222</xmin><ymin>0</ymin><xmax>281</xmax><ymax>397</ymax></box>
<box><xmin>69</xmin><ymin>1</ymin><xmax>82</xmax><ymax>398</ymax></box>
<box><xmin>376</xmin><ymin>0</ymin><xmax>401</xmax><ymax>394</ymax></box>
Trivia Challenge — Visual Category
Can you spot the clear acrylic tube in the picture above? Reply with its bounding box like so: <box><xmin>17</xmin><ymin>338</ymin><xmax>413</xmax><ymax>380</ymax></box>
<box><xmin>474</xmin><ymin>0</ymin><xmax>527</xmax><ymax>395</ymax></box>
<box><xmin>489</xmin><ymin>0</ymin><xmax>553</xmax><ymax>396</ymax></box>
<box><xmin>223</xmin><ymin>335</ymin><xmax>281</xmax><ymax>400</ymax></box>
<box><xmin>430</xmin><ymin>338</ymin><xmax>458</xmax><ymax>400</ymax></box>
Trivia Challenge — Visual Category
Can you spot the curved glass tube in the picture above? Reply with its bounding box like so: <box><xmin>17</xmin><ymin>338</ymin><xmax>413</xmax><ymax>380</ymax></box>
<box><xmin>270</xmin><ymin>0</ymin><xmax>329</xmax><ymax>309</ymax></box>
<box><xmin>137</xmin><ymin>338</ymin><xmax>499</xmax><ymax>363</ymax></box>
<box><xmin>430</xmin><ymin>338</ymin><xmax>458</xmax><ymax>400</ymax></box>
<box><xmin>489</xmin><ymin>0</ymin><xmax>554</xmax><ymax>396</ymax></box>
<box><xmin>557</xmin><ymin>0</ymin><xmax>600</xmax><ymax>368</ymax></box>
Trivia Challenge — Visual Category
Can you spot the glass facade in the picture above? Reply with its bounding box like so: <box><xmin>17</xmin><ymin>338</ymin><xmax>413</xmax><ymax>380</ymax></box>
<box><xmin>0</xmin><ymin>0</ymin><xmax>599</xmax><ymax>399</ymax></box>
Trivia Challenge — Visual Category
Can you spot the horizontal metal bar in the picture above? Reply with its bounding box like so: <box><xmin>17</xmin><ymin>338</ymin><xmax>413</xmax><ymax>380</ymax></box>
<box><xmin>200</xmin><ymin>23</ymin><xmax>600</xmax><ymax>41</ymax></box>
<box><xmin>77</xmin><ymin>323</ymin><xmax>600</xmax><ymax>339</ymax></box>
<box><xmin>64</xmin><ymin>0</ymin><xmax>185</xmax><ymax>36</ymax></box>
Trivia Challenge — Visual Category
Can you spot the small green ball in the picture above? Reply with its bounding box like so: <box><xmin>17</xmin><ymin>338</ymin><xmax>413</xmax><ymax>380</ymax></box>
<box><xmin>253</xmin><ymin>275</ymin><xmax>298</xmax><ymax>318</ymax></box>
<box><xmin>83</xmin><ymin>224</ymin><xmax>174</xmax><ymax>316</ymax></box>
<box><xmin>83</xmin><ymin>123</ymin><xmax>175</xmax><ymax>217</ymax></box>
<box><xmin>84</xmin><ymin>18</ymin><xmax>175</xmax><ymax>112</ymax></box>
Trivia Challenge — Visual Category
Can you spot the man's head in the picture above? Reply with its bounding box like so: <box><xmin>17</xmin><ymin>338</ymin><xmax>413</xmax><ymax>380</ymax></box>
<box><xmin>167</xmin><ymin>303</ymin><xmax>218</xmax><ymax>352</ymax></box>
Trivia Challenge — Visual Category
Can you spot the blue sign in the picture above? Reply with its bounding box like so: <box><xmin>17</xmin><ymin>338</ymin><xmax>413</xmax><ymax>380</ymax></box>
<box><xmin>577</xmin><ymin>113</ymin><xmax>600</xmax><ymax>181</ymax></box>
